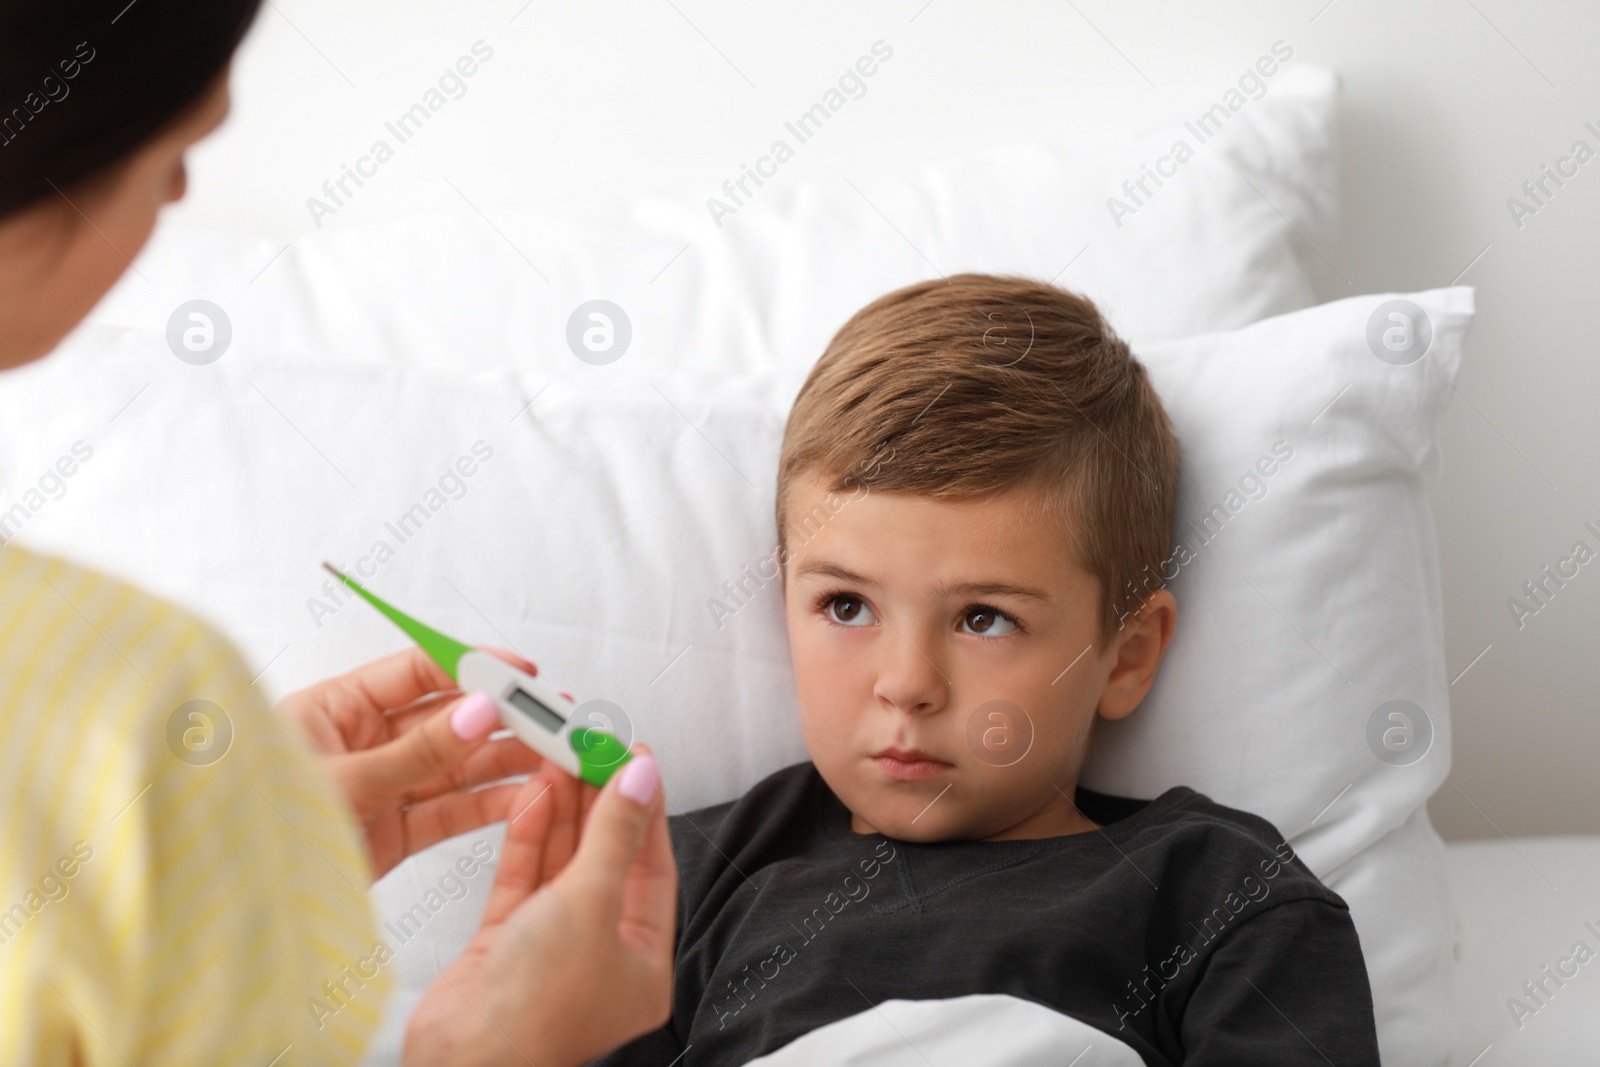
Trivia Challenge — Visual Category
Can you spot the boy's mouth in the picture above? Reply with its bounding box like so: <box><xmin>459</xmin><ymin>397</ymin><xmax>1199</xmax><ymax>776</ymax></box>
<box><xmin>870</xmin><ymin>747</ymin><xmax>954</xmax><ymax>781</ymax></box>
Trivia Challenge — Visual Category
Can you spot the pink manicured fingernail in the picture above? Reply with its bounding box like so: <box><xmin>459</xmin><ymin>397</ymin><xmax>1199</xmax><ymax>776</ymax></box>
<box><xmin>451</xmin><ymin>692</ymin><xmax>499</xmax><ymax>739</ymax></box>
<box><xmin>617</xmin><ymin>754</ymin><xmax>659</xmax><ymax>805</ymax></box>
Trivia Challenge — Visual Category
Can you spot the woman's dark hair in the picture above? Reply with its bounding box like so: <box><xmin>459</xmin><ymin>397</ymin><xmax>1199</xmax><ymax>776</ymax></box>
<box><xmin>0</xmin><ymin>0</ymin><xmax>262</xmax><ymax>218</ymax></box>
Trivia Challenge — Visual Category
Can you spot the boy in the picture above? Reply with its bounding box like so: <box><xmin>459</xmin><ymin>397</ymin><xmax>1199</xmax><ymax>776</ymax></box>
<box><xmin>591</xmin><ymin>274</ymin><xmax>1380</xmax><ymax>1066</ymax></box>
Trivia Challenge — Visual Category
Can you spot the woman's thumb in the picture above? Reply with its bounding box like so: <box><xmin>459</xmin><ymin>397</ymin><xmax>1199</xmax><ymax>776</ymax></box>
<box><xmin>563</xmin><ymin>752</ymin><xmax>660</xmax><ymax>901</ymax></box>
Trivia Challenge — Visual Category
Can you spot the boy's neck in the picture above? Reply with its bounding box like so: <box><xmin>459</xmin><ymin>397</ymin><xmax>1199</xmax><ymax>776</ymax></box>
<box><xmin>848</xmin><ymin>781</ymin><xmax>1102</xmax><ymax>841</ymax></box>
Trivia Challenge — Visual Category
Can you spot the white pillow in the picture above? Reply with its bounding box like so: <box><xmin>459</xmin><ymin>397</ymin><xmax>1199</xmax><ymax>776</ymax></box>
<box><xmin>84</xmin><ymin>66</ymin><xmax>1339</xmax><ymax>392</ymax></box>
<box><xmin>0</xmin><ymin>285</ymin><xmax>1470</xmax><ymax>1065</ymax></box>
<box><xmin>1094</xmin><ymin>286</ymin><xmax>1473</xmax><ymax>1067</ymax></box>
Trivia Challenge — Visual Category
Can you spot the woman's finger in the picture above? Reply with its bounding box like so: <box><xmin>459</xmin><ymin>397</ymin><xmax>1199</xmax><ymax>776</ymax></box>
<box><xmin>378</xmin><ymin>647</ymin><xmax>540</xmax><ymax>733</ymax></box>
<box><xmin>540</xmin><ymin>763</ymin><xmax>584</xmax><ymax>884</ymax></box>
<box><xmin>478</xmin><ymin>773</ymin><xmax>559</xmax><ymax>927</ymax></box>
<box><xmin>482</xmin><ymin>646</ymin><xmax>539</xmax><ymax>677</ymax></box>
<box><xmin>375</xmin><ymin>689</ymin><xmax>464</xmax><ymax>735</ymax></box>
<box><xmin>292</xmin><ymin>646</ymin><xmax>457</xmax><ymax>728</ymax></box>
<box><xmin>394</xmin><ymin>736</ymin><xmax>544</xmax><ymax>805</ymax></box>
<box><xmin>398</xmin><ymin>781</ymin><xmax>531</xmax><ymax>860</ymax></box>
<box><xmin>555</xmin><ymin>749</ymin><xmax>663</xmax><ymax>922</ymax></box>
<box><xmin>453</xmin><ymin>735</ymin><xmax>544</xmax><ymax>787</ymax></box>
<box><xmin>338</xmin><ymin>691</ymin><xmax>504</xmax><ymax>807</ymax></box>
<box><xmin>294</xmin><ymin>646</ymin><xmax>538</xmax><ymax>732</ymax></box>
<box><xmin>375</xmin><ymin>649</ymin><xmax>543</xmax><ymax>752</ymax></box>
<box><xmin>617</xmin><ymin>762</ymin><xmax>677</xmax><ymax>961</ymax></box>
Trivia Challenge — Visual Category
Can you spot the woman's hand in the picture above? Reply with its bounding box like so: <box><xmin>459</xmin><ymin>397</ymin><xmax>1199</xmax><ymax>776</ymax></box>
<box><xmin>404</xmin><ymin>748</ymin><xmax>677</xmax><ymax>1067</ymax></box>
<box><xmin>280</xmin><ymin>646</ymin><xmax>545</xmax><ymax>881</ymax></box>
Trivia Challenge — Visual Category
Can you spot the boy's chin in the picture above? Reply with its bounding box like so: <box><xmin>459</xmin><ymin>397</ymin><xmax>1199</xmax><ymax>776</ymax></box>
<box><xmin>849</xmin><ymin>794</ymin><xmax>984</xmax><ymax>843</ymax></box>
<box><xmin>854</xmin><ymin>811</ymin><xmax>950</xmax><ymax>842</ymax></box>
<box><xmin>828</xmin><ymin>762</ymin><xmax>1009</xmax><ymax>840</ymax></box>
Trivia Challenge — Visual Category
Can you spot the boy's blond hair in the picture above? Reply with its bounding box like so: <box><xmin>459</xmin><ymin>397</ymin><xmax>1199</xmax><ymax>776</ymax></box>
<box><xmin>777</xmin><ymin>273</ymin><xmax>1180</xmax><ymax>645</ymax></box>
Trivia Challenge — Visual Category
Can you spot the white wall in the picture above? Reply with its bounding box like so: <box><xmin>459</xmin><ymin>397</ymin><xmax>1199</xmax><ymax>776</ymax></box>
<box><xmin>165</xmin><ymin>0</ymin><xmax>1600</xmax><ymax>840</ymax></box>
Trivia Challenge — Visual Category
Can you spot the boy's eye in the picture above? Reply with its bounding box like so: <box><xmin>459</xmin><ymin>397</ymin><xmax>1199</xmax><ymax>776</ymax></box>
<box><xmin>960</xmin><ymin>605</ymin><xmax>1018</xmax><ymax>636</ymax></box>
<box><xmin>824</xmin><ymin>595</ymin><xmax>876</xmax><ymax>627</ymax></box>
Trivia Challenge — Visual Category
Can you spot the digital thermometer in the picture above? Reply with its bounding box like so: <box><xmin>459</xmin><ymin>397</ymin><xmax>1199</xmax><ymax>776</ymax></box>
<box><xmin>322</xmin><ymin>563</ymin><xmax>632</xmax><ymax>787</ymax></box>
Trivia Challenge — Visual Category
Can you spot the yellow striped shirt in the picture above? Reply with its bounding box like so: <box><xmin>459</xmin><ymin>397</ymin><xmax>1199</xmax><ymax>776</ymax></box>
<box><xmin>0</xmin><ymin>545</ymin><xmax>389</xmax><ymax>1065</ymax></box>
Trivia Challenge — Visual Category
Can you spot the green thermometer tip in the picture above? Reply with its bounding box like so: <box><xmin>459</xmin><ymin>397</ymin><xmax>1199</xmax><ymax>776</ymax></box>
<box><xmin>570</xmin><ymin>728</ymin><xmax>634</xmax><ymax>786</ymax></box>
<box><xmin>321</xmin><ymin>563</ymin><xmax>474</xmax><ymax>680</ymax></box>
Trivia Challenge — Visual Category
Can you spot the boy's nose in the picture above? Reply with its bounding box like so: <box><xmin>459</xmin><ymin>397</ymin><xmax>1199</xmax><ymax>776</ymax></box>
<box><xmin>871</xmin><ymin>625</ymin><xmax>950</xmax><ymax>715</ymax></box>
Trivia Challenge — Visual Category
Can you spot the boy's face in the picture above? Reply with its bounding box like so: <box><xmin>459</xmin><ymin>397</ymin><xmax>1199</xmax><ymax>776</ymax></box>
<box><xmin>780</xmin><ymin>471</ymin><xmax>1174</xmax><ymax>842</ymax></box>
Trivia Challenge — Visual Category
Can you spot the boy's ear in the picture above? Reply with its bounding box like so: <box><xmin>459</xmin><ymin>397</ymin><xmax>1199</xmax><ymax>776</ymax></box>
<box><xmin>1096</xmin><ymin>589</ymin><xmax>1176</xmax><ymax>722</ymax></box>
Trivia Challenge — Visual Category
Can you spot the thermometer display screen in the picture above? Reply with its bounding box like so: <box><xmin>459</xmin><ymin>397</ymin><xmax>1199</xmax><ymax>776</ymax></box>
<box><xmin>505</xmin><ymin>687</ymin><xmax>566</xmax><ymax>733</ymax></box>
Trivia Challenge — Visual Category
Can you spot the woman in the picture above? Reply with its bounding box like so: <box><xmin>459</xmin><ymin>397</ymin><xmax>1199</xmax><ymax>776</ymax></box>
<box><xmin>0</xmin><ymin>2</ymin><xmax>676</xmax><ymax>1065</ymax></box>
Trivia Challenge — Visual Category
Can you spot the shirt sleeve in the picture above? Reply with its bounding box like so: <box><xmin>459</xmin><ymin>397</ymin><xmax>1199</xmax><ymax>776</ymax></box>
<box><xmin>0</xmin><ymin>551</ymin><xmax>387</xmax><ymax>1066</ymax></box>
<box><xmin>1179</xmin><ymin>897</ymin><xmax>1382</xmax><ymax>1066</ymax></box>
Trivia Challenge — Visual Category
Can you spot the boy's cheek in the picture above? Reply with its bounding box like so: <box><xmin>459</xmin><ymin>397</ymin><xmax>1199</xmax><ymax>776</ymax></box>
<box><xmin>790</xmin><ymin>636</ymin><xmax>869</xmax><ymax>727</ymax></box>
<box><xmin>794</xmin><ymin>686</ymin><xmax>863</xmax><ymax>775</ymax></box>
<box><xmin>962</xmin><ymin>716</ymin><xmax>1086</xmax><ymax>797</ymax></box>
<box><xmin>956</xmin><ymin>760</ymin><xmax>1028</xmax><ymax>819</ymax></box>
<box><xmin>962</xmin><ymin>696</ymin><xmax>1034</xmax><ymax>767</ymax></box>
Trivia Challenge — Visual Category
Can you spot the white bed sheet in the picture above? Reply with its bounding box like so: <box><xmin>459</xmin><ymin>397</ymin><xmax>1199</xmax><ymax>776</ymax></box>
<box><xmin>1445</xmin><ymin>836</ymin><xmax>1600</xmax><ymax>1065</ymax></box>
<box><xmin>745</xmin><ymin>994</ymin><xmax>1145</xmax><ymax>1066</ymax></box>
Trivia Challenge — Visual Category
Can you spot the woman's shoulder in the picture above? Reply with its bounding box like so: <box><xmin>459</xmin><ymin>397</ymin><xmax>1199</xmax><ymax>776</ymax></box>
<box><xmin>0</xmin><ymin>542</ymin><xmax>346</xmax><ymax>811</ymax></box>
<box><xmin>0</xmin><ymin>543</ymin><xmax>240</xmax><ymax>676</ymax></box>
<box><xmin>0</xmin><ymin>543</ymin><xmax>385</xmax><ymax>1062</ymax></box>
<box><xmin>0</xmin><ymin>543</ymin><xmax>276</xmax><ymax>758</ymax></box>
<box><xmin>0</xmin><ymin>540</ymin><xmax>336</xmax><ymax>829</ymax></box>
